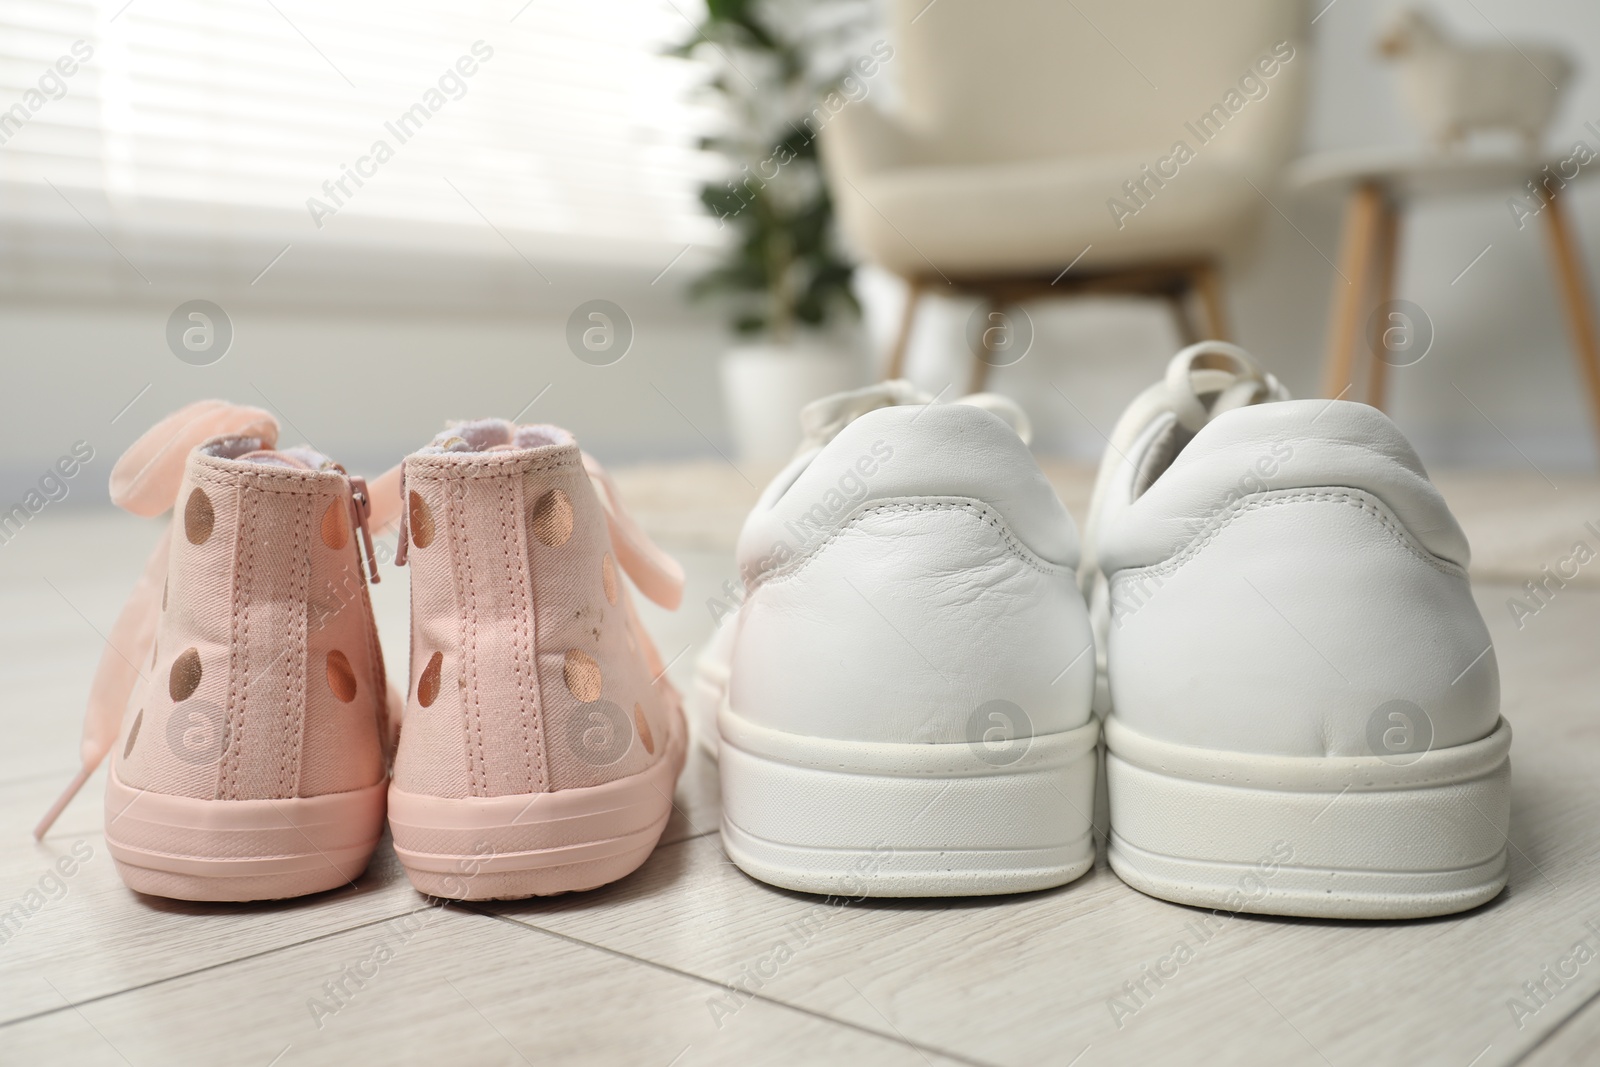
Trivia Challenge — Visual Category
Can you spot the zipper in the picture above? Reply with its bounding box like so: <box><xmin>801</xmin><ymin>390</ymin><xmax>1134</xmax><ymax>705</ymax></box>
<box><xmin>347</xmin><ymin>474</ymin><xmax>381</xmax><ymax>584</ymax></box>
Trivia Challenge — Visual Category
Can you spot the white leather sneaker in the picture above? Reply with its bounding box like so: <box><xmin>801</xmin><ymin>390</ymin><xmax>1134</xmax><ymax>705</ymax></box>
<box><xmin>1085</xmin><ymin>342</ymin><xmax>1511</xmax><ymax>919</ymax></box>
<box><xmin>687</xmin><ymin>382</ymin><xmax>1038</xmax><ymax>758</ymax></box>
<box><xmin>716</xmin><ymin>382</ymin><xmax>1098</xmax><ymax>896</ymax></box>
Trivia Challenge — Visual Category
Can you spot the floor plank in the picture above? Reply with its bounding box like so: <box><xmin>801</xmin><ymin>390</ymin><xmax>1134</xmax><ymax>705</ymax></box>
<box><xmin>3</xmin><ymin>906</ymin><xmax>968</xmax><ymax>1066</ymax></box>
<box><xmin>1</xmin><ymin>745</ymin><xmax>719</xmax><ymax>1029</ymax></box>
<box><xmin>0</xmin><ymin>771</ymin><xmax>424</xmax><ymax>1026</ymax></box>
<box><xmin>1522</xmin><ymin>989</ymin><xmax>1600</xmax><ymax>1064</ymax></box>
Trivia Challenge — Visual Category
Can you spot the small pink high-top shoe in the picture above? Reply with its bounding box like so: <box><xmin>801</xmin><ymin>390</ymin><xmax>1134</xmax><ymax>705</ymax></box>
<box><xmin>37</xmin><ymin>401</ymin><xmax>396</xmax><ymax>901</ymax></box>
<box><xmin>379</xmin><ymin>419</ymin><xmax>688</xmax><ymax>899</ymax></box>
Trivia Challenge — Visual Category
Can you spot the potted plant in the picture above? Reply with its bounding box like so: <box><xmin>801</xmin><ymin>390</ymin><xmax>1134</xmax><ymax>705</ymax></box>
<box><xmin>673</xmin><ymin>0</ymin><xmax>869</xmax><ymax>462</ymax></box>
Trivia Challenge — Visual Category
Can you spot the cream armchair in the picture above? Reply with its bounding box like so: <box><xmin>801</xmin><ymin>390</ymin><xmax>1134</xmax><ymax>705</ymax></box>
<box><xmin>822</xmin><ymin>0</ymin><xmax>1308</xmax><ymax>388</ymax></box>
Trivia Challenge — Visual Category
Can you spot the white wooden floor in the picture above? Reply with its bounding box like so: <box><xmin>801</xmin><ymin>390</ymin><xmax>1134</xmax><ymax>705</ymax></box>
<box><xmin>3</xmin><ymin>499</ymin><xmax>1599</xmax><ymax>1067</ymax></box>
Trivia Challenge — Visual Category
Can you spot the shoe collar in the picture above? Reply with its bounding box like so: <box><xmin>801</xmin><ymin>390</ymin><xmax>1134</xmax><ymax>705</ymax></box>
<box><xmin>1080</xmin><ymin>342</ymin><xmax>1289</xmax><ymax>589</ymax></box>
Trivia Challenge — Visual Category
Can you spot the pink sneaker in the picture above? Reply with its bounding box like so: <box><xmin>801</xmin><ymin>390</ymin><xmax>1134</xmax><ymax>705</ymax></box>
<box><xmin>37</xmin><ymin>401</ymin><xmax>396</xmax><ymax>901</ymax></box>
<box><xmin>379</xmin><ymin>419</ymin><xmax>688</xmax><ymax>899</ymax></box>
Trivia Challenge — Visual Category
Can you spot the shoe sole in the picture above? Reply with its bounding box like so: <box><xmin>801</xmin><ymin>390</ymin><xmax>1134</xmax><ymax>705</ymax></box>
<box><xmin>388</xmin><ymin>710</ymin><xmax>687</xmax><ymax>900</ymax></box>
<box><xmin>719</xmin><ymin>702</ymin><xmax>1099</xmax><ymax>897</ymax></box>
<box><xmin>1105</xmin><ymin>714</ymin><xmax>1513</xmax><ymax>919</ymax></box>
<box><xmin>104</xmin><ymin>771</ymin><xmax>386</xmax><ymax>902</ymax></box>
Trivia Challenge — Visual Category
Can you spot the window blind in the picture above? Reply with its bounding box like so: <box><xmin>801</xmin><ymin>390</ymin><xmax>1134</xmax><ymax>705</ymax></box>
<box><xmin>0</xmin><ymin>0</ymin><xmax>718</xmax><ymax>265</ymax></box>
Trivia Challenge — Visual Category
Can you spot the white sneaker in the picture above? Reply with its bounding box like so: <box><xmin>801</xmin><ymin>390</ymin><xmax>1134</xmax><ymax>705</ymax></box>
<box><xmin>1085</xmin><ymin>342</ymin><xmax>1511</xmax><ymax>919</ymax></box>
<box><xmin>687</xmin><ymin>382</ymin><xmax>1037</xmax><ymax>757</ymax></box>
<box><xmin>716</xmin><ymin>382</ymin><xmax>1098</xmax><ymax>896</ymax></box>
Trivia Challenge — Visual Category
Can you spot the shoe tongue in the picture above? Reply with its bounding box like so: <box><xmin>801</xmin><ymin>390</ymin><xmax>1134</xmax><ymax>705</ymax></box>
<box><xmin>235</xmin><ymin>450</ymin><xmax>310</xmax><ymax>470</ymax></box>
<box><xmin>231</xmin><ymin>446</ymin><xmax>337</xmax><ymax>471</ymax></box>
<box><xmin>427</xmin><ymin>418</ymin><xmax>516</xmax><ymax>453</ymax></box>
<box><xmin>423</xmin><ymin>419</ymin><xmax>575</xmax><ymax>454</ymax></box>
<box><xmin>795</xmin><ymin>379</ymin><xmax>1033</xmax><ymax>454</ymax></box>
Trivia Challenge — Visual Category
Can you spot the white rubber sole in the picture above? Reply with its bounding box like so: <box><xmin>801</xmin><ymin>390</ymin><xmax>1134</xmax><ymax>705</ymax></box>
<box><xmin>1105</xmin><ymin>715</ymin><xmax>1513</xmax><ymax>919</ymax></box>
<box><xmin>718</xmin><ymin>702</ymin><xmax>1099</xmax><ymax>897</ymax></box>
<box><xmin>104</xmin><ymin>771</ymin><xmax>386</xmax><ymax>902</ymax></box>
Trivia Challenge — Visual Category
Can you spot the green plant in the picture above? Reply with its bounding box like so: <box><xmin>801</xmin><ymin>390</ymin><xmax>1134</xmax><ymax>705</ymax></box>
<box><xmin>672</xmin><ymin>0</ymin><xmax>867</xmax><ymax>342</ymax></box>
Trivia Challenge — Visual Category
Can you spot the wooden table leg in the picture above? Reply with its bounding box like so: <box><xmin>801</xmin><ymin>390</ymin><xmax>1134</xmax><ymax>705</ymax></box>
<box><xmin>1193</xmin><ymin>260</ymin><xmax>1232</xmax><ymax>342</ymax></box>
<box><xmin>1367</xmin><ymin>198</ymin><xmax>1402</xmax><ymax>412</ymax></box>
<box><xmin>885</xmin><ymin>276</ymin><xmax>926</xmax><ymax>380</ymax></box>
<box><xmin>1322</xmin><ymin>182</ymin><xmax>1384</xmax><ymax>400</ymax></box>
<box><xmin>1538</xmin><ymin>187</ymin><xmax>1600</xmax><ymax>444</ymax></box>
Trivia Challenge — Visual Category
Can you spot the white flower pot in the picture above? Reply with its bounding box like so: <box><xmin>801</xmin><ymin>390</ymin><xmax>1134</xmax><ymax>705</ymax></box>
<box><xmin>720</xmin><ymin>340</ymin><xmax>860</xmax><ymax>463</ymax></box>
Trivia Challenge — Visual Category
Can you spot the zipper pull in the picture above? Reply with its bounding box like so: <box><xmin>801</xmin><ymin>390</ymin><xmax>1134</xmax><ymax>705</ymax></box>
<box><xmin>348</xmin><ymin>475</ymin><xmax>381</xmax><ymax>584</ymax></box>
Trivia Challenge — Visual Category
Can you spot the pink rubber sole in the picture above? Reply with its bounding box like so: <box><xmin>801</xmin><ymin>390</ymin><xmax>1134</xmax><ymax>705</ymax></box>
<box><xmin>103</xmin><ymin>770</ymin><xmax>386</xmax><ymax>902</ymax></box>
<box><xmin>388</xmin><ymin>710</ymin><xmax>688</xmax><ymax>900</ymax></box>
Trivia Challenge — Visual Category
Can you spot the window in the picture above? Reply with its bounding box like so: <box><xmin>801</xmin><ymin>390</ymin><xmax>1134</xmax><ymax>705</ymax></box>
<box><xmin>0</xmin><ymin>0</ymin><xmax>718</xmax><ymax>270</ymax></box>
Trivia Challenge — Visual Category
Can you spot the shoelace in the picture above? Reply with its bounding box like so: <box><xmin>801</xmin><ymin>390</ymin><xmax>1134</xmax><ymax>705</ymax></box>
<box><xmin>795</xmin><ymin>379</ymin><xmax>1034</xmax><ymax>452</ymax></box>
<box><xmin>1079</xmin><ymin>340</ymin><xmax>1291</xmax><ymax>593</ymax></box>
<box><xmin>35</xmin><ymin>401</ymin><xmax>385</xmax><ymax>839</ymax></box>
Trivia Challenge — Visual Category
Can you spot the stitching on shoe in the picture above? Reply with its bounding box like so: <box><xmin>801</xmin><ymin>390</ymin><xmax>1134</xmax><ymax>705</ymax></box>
<box><xmin>284</xmin><ymin>490</ymin><xmax>309</xmax><ymax>798</ymax></box>
<box><xmin>407</xmin><ymin>454</ymin><xmax>580</xmax><ymax>479</ymax></box>
<box><xmin>222</xmin><ymin>484</ymin><xmax>254</xmax><ymax>800</ymax></box>
<box><xmin>527</xmin><ymin>476</ymin><xmax>549</xmax><ymax>791</ymax></box>
<box><xmin>759</xmin><ymin>500</ymin><xmax>1073</xmax><ymax>588</ymax></box>
<box><xmin>1117</xmin><ymin>489</ymin><xmax>1467</xmax><ymax>584</ymax></box>
<box><xmin>447</xmin><ymin>481</ymin><xmax>486</xmax><ymax>797</ymax></box>
<box><xmin>500</xmin><ymin>473</ymin><xmax>536</xmax><ymax>793</ymax></box>
<box><xmin>522</xmin><ymin>470</ymin><xmax>553</xmax><ymax>791</ymax></box>
<box><xmin>191</xmin><ymin>464</ymin><xmax>339</xmax><ymax>492</ymax></box>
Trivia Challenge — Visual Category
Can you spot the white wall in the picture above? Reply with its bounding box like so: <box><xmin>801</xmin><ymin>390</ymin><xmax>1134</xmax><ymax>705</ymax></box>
<box><xmin>3</xmin><ymin>0</ymin><xmax>1598</xmax><ymax>512</ymax></box>
<box><xmin>0</xmin><ymin>285</ymin><xmax>731</xmax><ymax>508</ymax></box>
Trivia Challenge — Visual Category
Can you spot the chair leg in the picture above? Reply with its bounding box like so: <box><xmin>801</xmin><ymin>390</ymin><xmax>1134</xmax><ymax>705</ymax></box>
<box><xmin>1192</xmin><ymin>261</ymin><xmax>1232</xmax><ymax>341</ymax></box>
<box><xmin>1366</xmin><ymin>199</ymin><xmax>1402</xmax><ymax>412</ymax></box>
<box><xmin>1538</xmin><ymin>186</ymin><xmax>1600</xmax><ymax>445</ymax></box>
<box><xmin>885</xmin><ymin>276</ymin><xmax>926</xmax><ymax>380</ymax></box>
<box><xmin>1165</xmin><ymin>285</ymin><xmax>1202</xmax><ymax>347</ymax></box>
<box><xmin>1322</xmin><ymin>182</ymin><xmax>1385</xmax><ymax>399</ymax></box>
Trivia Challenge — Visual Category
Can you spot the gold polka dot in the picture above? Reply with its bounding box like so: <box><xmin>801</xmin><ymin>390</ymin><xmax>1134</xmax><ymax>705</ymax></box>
<box><xmin>326</xmin><ymin>650</ymin><xmax>358</xmax><ymax>703</ymax></box>
<box><xmin>184</xmin><ymin>488</ymin><xmax>214</xmax><ymax>545</ymax></box>
<box><xmin>123</xmin><ymin>710</ymin><xmax>143</xmax><ymax>759</ymax></box>
<box><xmin>170</xmin><ymin>648</ymin><xmax>202</xmax><ymax>702</ymax></box>
<box><xmin>601</xmin><ymin>553</ymin><xmax>618</xmax><ymax>605</ymax></box>
<box><xmin>531</xmin><ymin>489</ymin><xmax>573</xmax><ymax>547</ymax></box>
<box><xmin>321</xmin><ymin>498</ymin><xmax>348</xmax><ymax>550</ymax></box>
<box><xmin>409</xmin><ymin>490</ymin><xmax>435</xmax><ymax>549</ymax></box>
<box><xmin>634</xmin><ymin>703</ymin><xmax>654</xmax><ymax>755</ymax></box>
<box><xmin>563</xmin><ymin>649</ymin><xmax>602</xmax><ymax>702</ymax></box>
<box><xmin>417</xmin><ymin>651</ymin><xmax>443</xmax><ymax>708</ymax></box>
